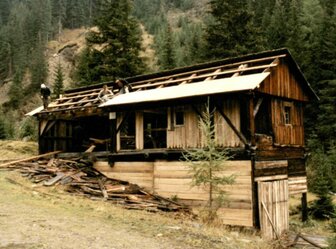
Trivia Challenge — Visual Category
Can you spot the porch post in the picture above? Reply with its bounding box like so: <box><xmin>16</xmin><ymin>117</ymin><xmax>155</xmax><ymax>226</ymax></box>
<box><xmin>109</xmin><ymin>112</ymin><xmax>117</xmax><ymax>153</ymax></box>
<box><xmin>249</xmin><ymin>94</ymin><xmax>256</xmax><ymax>146</ymax></box>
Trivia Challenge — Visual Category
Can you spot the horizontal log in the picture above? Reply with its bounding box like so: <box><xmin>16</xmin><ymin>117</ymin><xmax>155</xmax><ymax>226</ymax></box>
<box><xmin>255</xmin><ymin>160</ymin><xmax>288</xmax><ymax>170</ymax></box>
<box><xmin>254</xmin><ymin>174</ymin><xmax>288</xmax><ymax>182</ymax></box>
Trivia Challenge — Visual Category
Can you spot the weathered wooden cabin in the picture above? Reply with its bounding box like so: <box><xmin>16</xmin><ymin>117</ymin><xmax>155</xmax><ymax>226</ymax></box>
<box><xmin>27</xmin><ymin>48</ymin><xmax>318</xmax><ymax>238</ymax></box>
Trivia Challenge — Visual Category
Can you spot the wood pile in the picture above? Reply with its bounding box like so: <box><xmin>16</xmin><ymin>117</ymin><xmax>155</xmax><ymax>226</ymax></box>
<box><xmin>1</xmin><ymin>155</ymin><xmax>188</xmax><ymax>213</ymax></box>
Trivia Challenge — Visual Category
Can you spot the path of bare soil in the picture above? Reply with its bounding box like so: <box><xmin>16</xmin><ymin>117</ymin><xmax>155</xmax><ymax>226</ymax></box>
<box><xmin>0</xmin><ymin>171</ymin><xmax>270</xmax><ymax>249</ymax></box>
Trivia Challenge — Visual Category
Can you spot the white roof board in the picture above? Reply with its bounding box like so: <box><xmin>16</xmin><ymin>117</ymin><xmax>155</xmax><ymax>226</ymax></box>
<box><xmin>25</xmin><ymin>106</ymin><xmax>44</xmax><ymax>116</ymax></box>
<box><xmin>100</xmin><ymin>72</ymin><xmax>270</xmax><ymax>107</ymax></box>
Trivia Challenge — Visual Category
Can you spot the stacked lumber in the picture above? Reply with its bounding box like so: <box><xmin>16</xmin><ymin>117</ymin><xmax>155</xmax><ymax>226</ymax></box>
<box><xmin>1</xmin><ymin>156</ymin><xmax>187</xmax><ymax>213</ymax></box>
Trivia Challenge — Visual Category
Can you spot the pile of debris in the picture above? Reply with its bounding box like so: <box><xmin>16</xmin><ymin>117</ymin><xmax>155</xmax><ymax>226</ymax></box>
<box><xmin>0</xmin><ymin>153</ymin><xmax>188</xmax><ymax>213</ymax></box>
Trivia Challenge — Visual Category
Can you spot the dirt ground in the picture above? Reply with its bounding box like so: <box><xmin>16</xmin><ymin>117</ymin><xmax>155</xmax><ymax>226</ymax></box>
<box><xmin>0</xmin><ymin>141</ymin><xmax>332</xmax><ymax>249</ymax></box>
<box><xmin>0</xmin><ymin>170</ymin><xmax>271</xmax><ymax>249</ymax></box>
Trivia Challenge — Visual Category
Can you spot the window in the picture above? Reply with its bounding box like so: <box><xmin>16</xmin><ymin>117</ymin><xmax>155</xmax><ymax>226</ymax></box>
<box><xmin>175</xmin><ymin>110</ymin><xmax>184</xmax><ymax>126</ymax></box>
<box><xmin>284</xmin><ymin>106</ymin><xmax>291</xmax><ymax>125</ymax></box>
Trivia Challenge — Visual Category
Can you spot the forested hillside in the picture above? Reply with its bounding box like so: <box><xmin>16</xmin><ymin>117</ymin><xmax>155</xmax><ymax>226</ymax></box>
<box><xmin>0</xmin><ymin>0</ymin><xmax>335</xmax><ymax>197</ymax></box>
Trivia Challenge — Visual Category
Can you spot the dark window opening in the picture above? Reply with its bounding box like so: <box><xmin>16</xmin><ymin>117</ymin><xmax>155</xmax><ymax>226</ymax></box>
<box><xmin>120</xmin><ymin>112</ymin><xmax>136</xmax><ymax>150</ymax></box>
<box><xmin>175</xmin><ymin>110</ymin><xmax>184</xmax><ymax>126</ymax></box>
<box><xmin>284</xmin><ymin>106</ymin><xmax>291</xmax><ymax>125</ymax></box>
<box><xmin>144</xmin><ymin>109</ymin><xmax>167</xmax><ymax>149</ymax></box>
<box><xmin>71</xmin><ymin>116</ymin><xmax>110</xmax><ymax>152</ymax></box>
<box><xmin>255</xmin><ymin>99</ymin><xmax>272</xmax><ymax>135</ymax></box>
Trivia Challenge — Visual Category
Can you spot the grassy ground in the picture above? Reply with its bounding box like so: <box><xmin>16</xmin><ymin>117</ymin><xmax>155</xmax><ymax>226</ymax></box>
<box><xmin>0</xmin><ymin>140</ymin><xmax>38</xmax><ymax>161</ymax></box>
<box><xmin>0</xmin><ymin>170</ymin><xmax>273</xmax><ymax>249</ymax></box>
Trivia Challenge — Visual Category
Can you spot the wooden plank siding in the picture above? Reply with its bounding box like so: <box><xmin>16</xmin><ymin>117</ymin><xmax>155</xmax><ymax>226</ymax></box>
<box><xmin>166</xmin><ymin>100</ymin><xmax>243</xmax><ymax>149</ymax></box>
<box><xmin>167</xmin><ymin>106</ymin><xmax>201</xmax><ymax>148</ymax></box>
<box><xmin>94</xmin><ymin>161</ymin><xmax>154</xmax><ymax>190</ymax></box>
<box><xmin>94</xmin><ymin>160</ymin><xmax>253</xmax><ymax>227</ymax></box>
<box><xmin>258</xmin><ymin>180</ymin><xmax>289</xmax><ymax>240</ymax></box>
<box><xmin>215</xmin><ymin>98</ymin><xmax>243</xmax><ymax>147</ymax></box>
<box><xmin>271</xmin><ymin>99</ymin><xmax>304</xmax><ymax>146</ymax></box>
<box><xmin>258</xmin><ymin>60</ymin><xmax>309</xmax><ymax>102</ymax></box>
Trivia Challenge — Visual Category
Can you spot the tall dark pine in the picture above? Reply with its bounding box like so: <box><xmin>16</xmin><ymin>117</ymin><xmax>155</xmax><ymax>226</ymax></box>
<box><xmin>204</xmin><ymin>0</ymin><xmax>263</xmax><ymax>59</ymax></box>
<box><xmin>312</xmin><ymin>1</ymin><xmax>336</xmax><ymax>148</ymax></box>
<box><xmin>0</xmin><ymin>0</ymin><xmax>11</xmax><ymax>25</ymax></box>
<box><xmin>159</xmin><ymin>24</ymin><xmax>175</xmax><ymax>70</ymax></box>
<box><xmin>78</xmin><ymin>0</ymin><xmax>145</xmax><ymax>83</ymax></box>
<box><xmin>53</xmin><ymin>62</ymin><xmax>65</xmax><ymax>97</ymax></box>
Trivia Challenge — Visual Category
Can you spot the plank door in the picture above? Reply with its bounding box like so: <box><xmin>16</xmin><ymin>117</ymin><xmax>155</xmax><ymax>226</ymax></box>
<box><xmin>258</xmin><ymin>180</ymin><xmax>289</xmax><ymax>240</ymax></box>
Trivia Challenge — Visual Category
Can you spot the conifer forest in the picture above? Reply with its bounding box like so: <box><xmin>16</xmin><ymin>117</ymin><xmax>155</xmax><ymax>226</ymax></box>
<box><xmin>0</xmin><ymin>0</ymin><xmax>335</xmax><ymax>204</ymax></box>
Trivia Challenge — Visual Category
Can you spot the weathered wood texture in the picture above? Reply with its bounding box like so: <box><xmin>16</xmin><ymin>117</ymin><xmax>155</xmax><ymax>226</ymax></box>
<box><xmin>254</xmin><ymin>160</ymin><xmax>307</xmax><ymax>196</ymax></box>
<box><xmin>94</xmin><ymin>161</ymin><xmax>154</xmax><ymax>190</ymax></box>
<box><xmin>215</xmin><ymin>98</ymin><xmax>243</xmax><ymax>147</ymax></box>
<box><xmin>141</xmin><ymin>101</ymin><xmax>244</xmax><ymax>149</ymax></box>
<box><xmin>258</xmin><ymin>180</ymin><xmax>289</xmax><ymax>240</ymax></box>
<box><xmin>94</xmin><ymin>160</ymin><xmax>253</xmax><ymax>227</ymax></box>
<box><xmin>254</xmin><ymin>160</ymin><xmax>288</xmax><ymax>178</ymax></box>
<box><xmin>271</xmin><ymin>99</ymin><xmax>304</xmax><ymax>145</ymax></box>
<box><xmin>167</xmin><ymin>106</ymin><xmax>201</xmax><ymax>148</ymax></box>
<box><xmin>288</xmin><ymin>176</ymin><xmax>307</xmax><ymax>195</ymax></box>
<box><xmin>258</xmin><ymin>60</ymin><xmax>309</xmax><ymax>101</ymax></box>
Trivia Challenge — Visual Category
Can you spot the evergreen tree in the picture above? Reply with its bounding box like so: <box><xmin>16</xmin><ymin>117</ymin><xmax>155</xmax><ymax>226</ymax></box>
<box><xmin>53</xmin><ymin>62</ymin><xmax>65</xmax><ymax>97</ymax></box>
<box><xmin>8</xmin><ymin>70</ymin><xmax>24</xmax><ymax>108</ymax></box>
<box><xmin>64</xmin><ymin>0</ymin><xmax>86</xmax><ymax>29</ymax></box>
<box><xmin>76</xmin><ymin>0</ymin><xmax>146</xmax><ymax>84</ymax></box>
<box><xmin>29</xmin><ymin>44</ymin><xmax>48</xmax><ymax>91</ymax></box>
<box><xmin>265</xmin><ymin>0</ymin><xmax>288</xmax><ymax>48</ymax></box>
<box><xmin>0</xmin><ymin>0</ymin><xmax>11</xmax><ymax>25</ymax></box>
<box><xmin>158</xmin><ymin>24</ymin><xmax>175</xmax><ymax>70</ymax></box>
<box><xmin>182</xmin><ymin>102</ymin><xmax>235</xmax><ymax>221</ymax></box>
<box><xmin>204</xmin><ymin>0</ymin><xmax>263</xmax><ymax>59</ymax></box>
<box><xmin>74</xmin><ymin>47</ymin><xmax>98</xmax><ymax>86</ymax></box>
<box><xmin>0</xmin><ymin>28</ymin><xmax>12</xmax><ymax>79</ymax></box>
<box><xmin>51</xmin><ymin>0</ymin><xmax>66</xmax><ymax>38</ymax></box>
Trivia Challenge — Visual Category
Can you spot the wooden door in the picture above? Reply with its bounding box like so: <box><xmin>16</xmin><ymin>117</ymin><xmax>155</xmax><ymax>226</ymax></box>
<box><xmin>258</xmin><ymin>180</ymin><xmax>289</xmax><ymax>240</ymax></box>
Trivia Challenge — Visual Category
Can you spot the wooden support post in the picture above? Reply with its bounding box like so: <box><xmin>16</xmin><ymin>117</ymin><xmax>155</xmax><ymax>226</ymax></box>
<box><xmin>251</xmin><ymin>157</ymin><xmax>260</xmax><ymax>228</ymax></box>
<box><xmin>38</xmin><ymin>120</ymin><xmax>43</xmax><ymax>154</ymax></box>
<box><xmin>301</xmin><ymin>192</ymin><xmax>308</xmax><ymax>222</ymax></box>
<box><xmin>109</xmin><ymin>112</ymin><xmax>117</xmax><ymax>153</ymax></box>
<box><xmin>249</xmin><ymin>94</ymin><xmax>256</xmax><ymax>146</ymax></box>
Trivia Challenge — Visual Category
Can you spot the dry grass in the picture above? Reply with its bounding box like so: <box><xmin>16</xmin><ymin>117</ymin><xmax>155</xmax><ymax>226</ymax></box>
<box><xmin>0</xmin><ymin>140</ymin><xmax>38</xmax><ymax>161</ymax></box>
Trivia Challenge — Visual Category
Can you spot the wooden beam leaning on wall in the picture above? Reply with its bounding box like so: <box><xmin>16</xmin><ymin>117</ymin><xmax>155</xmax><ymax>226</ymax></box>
<box><xmin>214</xmin><ymin>101</ymin><xmax>248</xmax><ymax>147</ymax></box>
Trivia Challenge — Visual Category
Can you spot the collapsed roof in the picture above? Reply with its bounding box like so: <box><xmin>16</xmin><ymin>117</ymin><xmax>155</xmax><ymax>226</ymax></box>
<box><xmin>26</xmin><ymin>48</ymin><xmax>318</xmax><ymax>117</ymax></box>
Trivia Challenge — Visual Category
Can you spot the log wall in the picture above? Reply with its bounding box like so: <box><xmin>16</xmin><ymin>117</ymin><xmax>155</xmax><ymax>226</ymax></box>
<box><xmin>94</xmin><ymin>160</ymin><xmax>253</xmax><ymax>227</ymax></box>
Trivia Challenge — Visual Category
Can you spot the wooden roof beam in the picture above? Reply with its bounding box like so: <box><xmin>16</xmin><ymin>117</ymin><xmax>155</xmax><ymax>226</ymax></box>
<box><xmin>130</xmin><ymin>54</ymin><xmax>286</xmax><ymax>87</ymax></box>
<box><xmin>132</xmin><ymin>63</ymin><xmax>278</xmax><ymax>90</ymax></box>
<box><xmin>263</xmin><ymin>58</ymin><xmax>280</xmax><ymax>73</ymax></box>
<box><xmin>232</xmin><ymin>64</ymin><xmax>248</xmax><ymax>77</ymax></box>
<box><xmin>48</xmin><ymin>97</ymin><xmax>99</xmax><ymax>109</ymax></box>
<box><xmin>179</xmin><ymin>73</ymin><xmax>197</xmax><ymax>85</ymax></box>
<box><xmin>58</xmin><ymin>92</ymin><xmax>100</xmax><ymax>102</ymax></box>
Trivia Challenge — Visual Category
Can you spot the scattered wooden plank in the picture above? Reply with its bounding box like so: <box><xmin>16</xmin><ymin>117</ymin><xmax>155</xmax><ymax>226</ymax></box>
<box><xmin>0</xmin><ymin>151</ymin><xmax>62</xmax><ymax>168</ymax></box>
<box><xmin>44</xmin><ymin>172</ymin><xmax>65</xmax><ymax>186</ymax></box>
<box><xmin>3</xmin><ymin>157</ymin><xmax>188</xmax><ymax>213</ymax></box>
